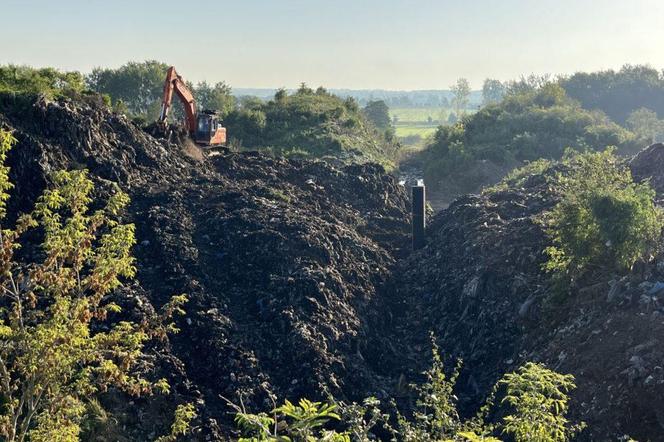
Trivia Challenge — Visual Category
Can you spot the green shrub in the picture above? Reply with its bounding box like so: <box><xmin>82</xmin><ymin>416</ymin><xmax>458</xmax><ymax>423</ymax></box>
<box><xmin>230</xmin><ymin>398</ymin><xmax>350</xmax><ymax>441</ymax></box>
<box><xmin>393</xmin><ymin>336</ymin><xmax>465</xmax><ymax>441</ymax></box>
<box><xmin>224</xmin><ymin>88</ymin><xmax>397</xmax><ymax>168</ymax></box>
<box><xmin>0</xmin><ymin>130</ymin><xmax>189</xmax><ymax>441</ymax></box>
<box><xmin>421</xmin><ymin>84</ymin><xmax>640</xmax><ymax>194</ymax></box>
<box><xmin>484</xmin><ymin>159</ymin><xmax>552</xmax><ymax>194</ymax></box>
<box><xmin>500</xmin><ymin>363</ymin><xmax>585</xmax><ymax>442</ymax></box>
<box><xmin>231</xmin><ymin>335</ymin><xmax>583</xmax><ymax>442</ymax></box>
<box><xmin>0</xmin><ymin>65</ymin><xmax>86</xmax><ymax>97</ymax></box>
<box><xmin>543</xmin><ymin>149</ymin><xmax>663</xmax><ymax>282</ymax></box>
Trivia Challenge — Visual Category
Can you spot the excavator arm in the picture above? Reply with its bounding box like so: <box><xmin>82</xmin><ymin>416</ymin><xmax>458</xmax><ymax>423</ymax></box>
<box><xmin>157</xmin><ymin>66</ymin><xmax>226</xmax><ymax>146</ymax></box>
<box><xmin>158</xmin><ymin>66</ymin><xmax>197</xmax><ymax>133</ymax></box>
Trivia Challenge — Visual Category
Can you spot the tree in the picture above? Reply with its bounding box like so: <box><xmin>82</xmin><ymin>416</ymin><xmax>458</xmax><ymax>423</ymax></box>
<box><xmin>363</xmin><ymin>100</ymin><xmax>391</xmax><ymax>130</ymax></box>
<box><xmin>87</xmin><ymin>61</ymin><xmax>235</xmax><ymax>122</ymax></box>
<box><xmin>273</xmin><ymin>88</ymin><xmax>287</xmax><ymax>102</ymax></box>
<box><xmin>193</xmin><ymin>80</ymin><xmax>236</xmax><ymax>117</ymax></box>
<box><xmin>505</xmin><ymin>74</ymin><xmax>552</xmax><ymax>96</ymax></box>
<box><xmin>482</xmin><ymin>79</ymin><xmax>505</xmax><ymax>105</ymax></box>
<box><xmin>561</xmin><ymin>65</ymin><xmax>664</xmax><ymax>124</ymax></box>
<box><xmin>626</xmin><ymin>108</ymin><xmax>664</xmax><ymax>143</ymax></box>
<box><xmin>0</xmin><ymin>65</ymin><xmax>86</xmax><ymax>97</ymax></box>
<box><xmin>0</xmin><ymin>130</ymin><xmax>187</xmax><ymax>441</ymax></box>
<box><xmin>450</xmin><ymin>78</ymin><xmax>471</xmax><ymax>117</ymax></box>
<box><xmin>297</xmin><ymin>82</ymin><xmax>314</xmax><ymax>95</ymax></box>
<box><xmin>87</xmin><ymin>60</ymin><xmax>169</xmax><ymax>120</ymax></box>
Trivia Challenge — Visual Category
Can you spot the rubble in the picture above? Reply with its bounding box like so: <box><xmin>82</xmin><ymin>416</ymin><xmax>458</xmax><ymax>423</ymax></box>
<box><xmin>378</xmin><ymin>153</ymin><xmax>664</xmax><ymax>440</ymax></box>
<box><xmin>4</xmin><ymin>94</ymin><xmax>664</xmax><ymax>440</ymax></box>
<box><xmin>0</xmin><ymin>94</ymin><xmax>410</xmax><ymax>439</ymax></box>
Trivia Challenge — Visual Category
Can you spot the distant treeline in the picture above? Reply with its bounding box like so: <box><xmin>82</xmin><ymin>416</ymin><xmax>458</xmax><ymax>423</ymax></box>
<box><xmin>561</xmin><ymin>64</ymin><xmax>664</xmax><ymax>124</ymax></box>
<box><xmin>235</xmin><ymin>88</ymin><xmax>484</xmax><ymax>109</ymax></box>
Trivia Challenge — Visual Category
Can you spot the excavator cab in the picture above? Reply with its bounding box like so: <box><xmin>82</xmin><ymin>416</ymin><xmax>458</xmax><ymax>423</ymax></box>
<box><xmin>195</xmin><ymin>111</ymin><xmax>226</xmax><ymax>146</ymax></box>
<box><xmin>158</xmin><ymin>67</ymin><xmax>227</xmax><ymax>147</ymax></box>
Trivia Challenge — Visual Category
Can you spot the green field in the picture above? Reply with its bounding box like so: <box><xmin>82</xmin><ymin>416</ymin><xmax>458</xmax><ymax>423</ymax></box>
<box><xmin>390</xmin><ymin>107</ymin><xmax>450</xmax><ymax>125</ymax></box>
<box><xmin>390</xmin><ymin>107</ymin><xmax>449</xmax><ymax>146</ymax></box>
<box><xmin>389</xmin><ymin>107</ymin><xmax>478</xmax><ymax>146</ymax></box>
<box><xmin>394</xmin><ymin>126</ymin><xmax>438</xmax><ymax>139</ymax></box>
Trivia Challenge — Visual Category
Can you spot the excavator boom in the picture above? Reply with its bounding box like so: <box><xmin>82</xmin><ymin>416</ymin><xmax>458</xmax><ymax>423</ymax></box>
<box><xmin>158</xmin><ymin>66</ymin><xmax>226</xmax><ymax>146</ymax></box>
<box><xmin>158</xmin><ymin>67</ymin><xmax>197</xmax><ymax>133</ymax></box>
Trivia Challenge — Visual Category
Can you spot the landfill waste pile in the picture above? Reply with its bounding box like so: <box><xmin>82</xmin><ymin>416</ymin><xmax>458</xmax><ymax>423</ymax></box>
<box><xmin>3</xmin><ymin>92</ymin><xmax>664</xmax><ymax>441</ymax></box>
<box><xmin>379</xmin><ymin>146</ymin><xmax>664</xmax><ymax>441</ymax></box>
<box><xmin>0</xmin><ymin>94</ymin><xmax>410</xmax><ymax>439</ymax></box>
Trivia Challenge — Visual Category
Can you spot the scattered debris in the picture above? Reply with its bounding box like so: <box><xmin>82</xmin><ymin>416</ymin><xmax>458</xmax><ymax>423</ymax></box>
<box><xmin>3</xmin><ymin>95</ymin><xmax>664</xmax><ymax>440</ymax></box>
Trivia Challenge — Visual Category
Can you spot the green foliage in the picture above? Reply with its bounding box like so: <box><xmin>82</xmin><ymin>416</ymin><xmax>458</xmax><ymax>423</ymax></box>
<box><xmin>0</xmin><ymin>132</ymin><xmax>187</xmax><ymax>441</ymax></box>
<box><xmin>231</xmin><ymin>398</ymin><xmax>349</xmax><ymax>442</ymax></box>
<box><xmin>87</xmin><ymin>60</ymin><xmax>235</xmax><ymax>121</ymax></box>
<box><xmin>155</xmin><ymin>403</ymin><xmax>197</xmax><ymax>442</ymax></box>
<box><xmin>363</xmin><ymin>100</ymin><xmax>392</xmax><ymax>130</ymax></box>
<box><xmin>335</xmin><ymin>397</ymin><xmax>389</xmax><ymax>442</ymax></box>
<box><xmin>484</xmin><ymin>159</ymin><xmax>552</xmax><ymax>194</ymax></box>
<box><xmin>482</xmin><ymin>79</ymin><xmax>505</xmax><ymax>106</ymax></box>
<box><xmin>191</xmin><ymin>80</ymin><xmax>236</xmax><ymax>117</ymax></box>
<box><xmin>450</xmin><ymin>78</ymin><xmax>471</xmax><ymax>117</ymax></box>
<box><xmin>561</xmin><ymin>64</ymin><xmax>664</xmax><ymax>124</ymax></box>
<box><xmin>500</xmin><ymin>362</ymin><xmax>585</xmax><ymax>442</ymax></box>
<box><xmin>421</xmin><ymin>83</ymin><xmax>639</xmax><ymax>195</ymax></box>
<box><xmin>225</xmin><ymin>88</ymin><xmax>397</xmax><ymax>168</ymax></box>
<box><xmin>0</xmin><ymin>130</ymin><xmax>16</xmax><ymax>219</ymax></box>
<box><xmin>626</xmin><ymin>108</ymin><xmax>664</xmax><ymax>143</ymax></box>
<box><xmin>393</xmin><ymin>336</ymin><xmax>466</xmax><ymax>441</ymax></box>
<box><xmin>543</xmin><ymin>149</ymin><xmax>663</xmax><ymax>282</ymax></box>
<box><xmin>87</xmin><ymin>61</ymin><xmax>169</xmax><ymax>120</ymax></box>
<box><xmin>0</xmin><ymin>65</ymin><xmax>86</xmax><ymax>98</ymax></box>
<box><xmin>238</xmin><ymin>336</ymin><xmax>582</xmax><ymax>442</ymax></box>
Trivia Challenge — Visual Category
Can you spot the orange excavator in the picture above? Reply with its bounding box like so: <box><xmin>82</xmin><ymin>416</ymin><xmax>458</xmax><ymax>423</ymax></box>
<box><xmin>157</xmin><ymin>66</ymin><xmax>226</xmax><ymax>146</ymax></box>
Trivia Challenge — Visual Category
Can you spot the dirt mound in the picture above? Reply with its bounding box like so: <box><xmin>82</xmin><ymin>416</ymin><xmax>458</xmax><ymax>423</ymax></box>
<box><xmin>379</xmin><ymin>159</ymin><xmax>664</xmax><ymax>440</ymax></box>
<box><xmin>0</xmin><ymin>94</ymin><xmax>410</xmax><ymax>439</ymax></box>
<box><xmin>631</xmin><ymin>143</ymin><xmax>664</xmax><ymax>198</ymax></box>
<box><xmin>4</xmin><ymin>94</ymin><xmax>664</xmax><ymax>440</ymax></box>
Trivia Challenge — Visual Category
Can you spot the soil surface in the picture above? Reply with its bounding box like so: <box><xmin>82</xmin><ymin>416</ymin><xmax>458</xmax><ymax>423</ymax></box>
<box><xmin>2</xmin><ymin>95</ymin><xmax>664</xmax><ymax>440</ymax></box>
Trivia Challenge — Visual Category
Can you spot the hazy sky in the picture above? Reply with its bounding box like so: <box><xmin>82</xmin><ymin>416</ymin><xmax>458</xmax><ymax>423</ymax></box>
<box><xmin>2</xmin><ymin>0</ymin><xmax>664</xmax><ymax>90</ymax></box>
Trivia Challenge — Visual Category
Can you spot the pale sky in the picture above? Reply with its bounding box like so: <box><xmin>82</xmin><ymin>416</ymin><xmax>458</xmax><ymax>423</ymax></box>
<box><xmin>2</xmin><ymin>0</ymin><xmax>664</xmax><ymax>90</ymax></box>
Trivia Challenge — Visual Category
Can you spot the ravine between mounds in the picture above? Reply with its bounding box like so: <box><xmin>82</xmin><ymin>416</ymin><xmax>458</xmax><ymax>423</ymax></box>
<box><xmin>3</xmin><ymin>95</ymin><xmax>664</xmax><ymax>440</ymax></box>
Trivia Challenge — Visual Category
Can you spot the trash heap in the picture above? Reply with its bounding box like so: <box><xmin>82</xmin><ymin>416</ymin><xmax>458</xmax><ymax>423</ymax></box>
<box><xmin>380</xmin><ymin>150</ymin><xmax>664</xmax><ymax>441</ymax></box>
<box><xmin>0</xmin><ymin>94</ymin><xmax>410</xmax><ymax>439</ymax></box>
<box><xmin>4</xmin><ymin>93</ymin><xmax>664</xmax><ymax>440</ymax></box>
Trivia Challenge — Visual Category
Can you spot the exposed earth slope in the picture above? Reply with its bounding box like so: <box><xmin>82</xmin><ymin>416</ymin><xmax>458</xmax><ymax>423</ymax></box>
<box><xmin>2</xmin><ymin>94</ymin><xmax>664</xmax><ymax>441</ymax></box>
<box><xmin>0</xmin><ymin>94</ymin><xmax>410</xmax><ymax>439</ymax></box>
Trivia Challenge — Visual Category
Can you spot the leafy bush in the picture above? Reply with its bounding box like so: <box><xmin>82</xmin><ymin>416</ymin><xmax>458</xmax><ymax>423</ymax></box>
<box><xmin>231</xmin><ymin>335</ymin><xmax>583</xmax><ymax>442</ymax></box>
<box><xmin>501</xmin><ymin>363</ymin><xmax>585</xmax><ymax>442</ymax></box>
<box><xmin>0</xmin><ymin>130</ymin><xmax>189</xmax><ymax>441</ymax></box>
<box><xmin>0</xmin><ymin>65</ymin><xmax>86</xmax><ymax>98</ymax></box>
<box><xmin>155</xmin><ymin>403</ymin><xmax>197</xmax><ymax>442</ymax></box>
<box><xmin>484</xmin><ymin>158</ymin><xmax>552</xmax><ymax>194</ymax></box>
<box><xmin>224</xmin><ymin>88</ymin><xmax>398</xmax><ymax>169</ymax></box>
<box><xmin>543</xmin><ymin>149</ymin><xmax>663</xmax><ymax>282</ymax></box>
<box><xmin>626</xmin><ymin>108</ymin><xmax>664</xmax><ymax>143</ymax></box>
<box><xmin>230</xmin><ymin>398</ymin><xmax>349</xmax><ymax>441</ymax></box>
<box><xmin>420</xmin><ymin>83</ymin><xmax>640</xmax><ymax>197</ymax></box>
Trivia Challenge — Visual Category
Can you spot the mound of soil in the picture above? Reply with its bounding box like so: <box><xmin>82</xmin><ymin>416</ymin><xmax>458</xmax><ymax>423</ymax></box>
<box><xmin>4</xmin><ymin>94</ymin><xmax>664</xmax><ymax>441</ymax></box>
<box><xmin>0</xmin><ymin>95</ymin><xmax>410</xmax><ymax>439</ymax></box>
<box><xmin>378</xmin><ymin>152</ymin><xmax>664</xmax><ymax>441</ymax></box>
